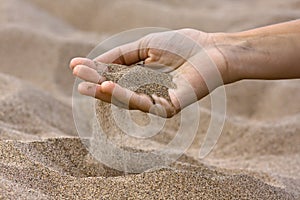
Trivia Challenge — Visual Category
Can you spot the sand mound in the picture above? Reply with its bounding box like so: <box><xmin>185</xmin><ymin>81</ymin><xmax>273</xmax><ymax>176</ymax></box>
<box><xmin>0</xmin><ymin>138</ymin><xmax>294</xmax><ymax>199</ymax></box>
<box><xmin>0</xmin><ymin>73</ymin><xmax>76</xmax><ymax>140</ymax></box>
<box><xmin>0</xmin><ymin>25</ymin><xmax>95</xmax><ymax>101</ymax></box>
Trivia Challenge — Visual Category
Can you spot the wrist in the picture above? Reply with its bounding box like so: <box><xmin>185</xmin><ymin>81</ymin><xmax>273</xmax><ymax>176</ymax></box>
<box><xmin>178</xmin><ymin>29</ymin><xmax>239</xmax><ymax>86</ymax></box>
<box><xmin>211</xmin><ymin>32</ymin><xmax>247</xmax><ymax>83</ymax></box>
<box><xmin>212</xmin><ymin>27</ymin><xmax>298</xmax><ymax>81</ymax></box>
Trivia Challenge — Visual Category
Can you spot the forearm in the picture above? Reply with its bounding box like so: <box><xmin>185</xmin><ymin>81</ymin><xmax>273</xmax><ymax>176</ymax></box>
<box><xmin>214</xmin><ymin>20</ymin><xmax>300</xmax><ymax>81</ymax></box>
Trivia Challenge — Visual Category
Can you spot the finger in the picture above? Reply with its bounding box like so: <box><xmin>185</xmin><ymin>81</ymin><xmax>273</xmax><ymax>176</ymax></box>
<box><xmin>78</xmin><ymin>82</ymin><xmax>111</xmax><ymax>103</ymax></box>
<box><xmin>95</xmin><ymin>38</ymin><xmax>149</xmax><ymax>65</ymax></box>
<box><xmin>170</xmin><ymin>66</ymin><xmax>199</xmax><ymax>111</ymax></box>
<box><xmin>152</xmin><ymin>94</ymin><xmax>177</xmax><ymax>117</ymax></box>
<box><xmin>70</xmin><ymin>57</ymin><xmax>95</xmax><ymax>70</ymax></box>
<box><xmin>73</xmin><ymin>65</ymin><xmax>106</xmax><ymax>83</ymax></box>
<box><xmin>168</xmin><ymin>89</ymin><xmax>181</xmax><ymax>113</ymax></box>
<box><xmin>108</xmin><ymin>84</ymin><xmax>154</xmax><ymax>112</ymax></box>
<box><xmin>149</xmin><ymin>104</ymin><xmax>167</xmax><ymax>118</ymax></box>
<box><xmin>79</xmin><ymin>81</ymin><xmax>154</xmax><ymax>113</ymax></box>
<box><xmin>70</xmin><ymin>57</ymin><xmax>109</xmax><ymax>74</ymax></box>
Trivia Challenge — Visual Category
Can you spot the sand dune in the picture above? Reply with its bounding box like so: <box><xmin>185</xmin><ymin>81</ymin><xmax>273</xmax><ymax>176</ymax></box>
<box><xmin>0</xmin><ymin>73</ymin><xmax>76</xmax><ymax>140</ymax></box>
<box><xmin>26</xmin><ymin>0</ymin><xmax>300</xmax><ymax>33</ymax></box>
<box><xmin>0</xmin><ymin>0</ymin><xmax>299</xmax><ymax>199</ymax></box>
<box><xmin>0</xmin><ymin>138</ymin><xmax>295</xmax><ymax>199</ymax></box>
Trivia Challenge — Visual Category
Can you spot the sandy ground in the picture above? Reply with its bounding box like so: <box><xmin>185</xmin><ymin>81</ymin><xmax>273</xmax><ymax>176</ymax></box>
<box><xmin>0</xmin><ymin>0</ymin><xmax>299</xmax><ymax>199</ymax></box>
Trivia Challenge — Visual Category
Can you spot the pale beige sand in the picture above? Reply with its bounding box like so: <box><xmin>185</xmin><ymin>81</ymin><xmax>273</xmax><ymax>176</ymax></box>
<box><xmin>0</xmin><ymin>0</ymin><xmax>300</xmax><ymax>199</ymax></box>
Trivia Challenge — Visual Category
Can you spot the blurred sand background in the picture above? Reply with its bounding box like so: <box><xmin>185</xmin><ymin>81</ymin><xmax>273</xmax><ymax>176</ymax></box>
<box><xmin>0</xmin><ymin>0</ymin><xmax>299</xmax><ymax>199</ymax></box>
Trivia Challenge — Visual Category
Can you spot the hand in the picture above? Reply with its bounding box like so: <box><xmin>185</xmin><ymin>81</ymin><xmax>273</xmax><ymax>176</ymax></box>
<box><xmin>70</xmin><ymin>29</ymin><xmax>230</xmax><ymax>117</ymax></box>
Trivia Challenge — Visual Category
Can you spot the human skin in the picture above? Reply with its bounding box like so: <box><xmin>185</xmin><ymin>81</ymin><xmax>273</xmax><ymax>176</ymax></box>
<box><xmin>70</xmin><ymin>20</ymin><xmax>300</xmax><ymax>118</ymax></box>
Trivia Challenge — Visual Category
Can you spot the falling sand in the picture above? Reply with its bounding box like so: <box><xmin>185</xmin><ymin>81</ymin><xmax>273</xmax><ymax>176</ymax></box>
<box><xmin>93</xmin><ymin>61</ymin><xmax>180</xmax><ymax>172</ymax></box>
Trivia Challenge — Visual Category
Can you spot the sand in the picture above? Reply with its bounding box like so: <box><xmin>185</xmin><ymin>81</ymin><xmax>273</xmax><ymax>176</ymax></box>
<box><xmin>95</xmin><ymin>61</ymin><xmax>176</xmax><ymax>102</ymax></box>
<box><xmin>0</xmin><ymin>138</ymin><xmax>294</xmax><ymax>199</ymax></box>
<box><xmin>0</xmin><ymin>0</ymin><xmax>300</xmax><ymax>199</ymax></box>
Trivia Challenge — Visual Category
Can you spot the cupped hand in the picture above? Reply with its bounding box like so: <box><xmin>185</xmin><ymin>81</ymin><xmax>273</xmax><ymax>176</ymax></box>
<box><xmin>70</xmin><ymin>29</ymin><xmax>229</xmax><ymax>118</ymax></box>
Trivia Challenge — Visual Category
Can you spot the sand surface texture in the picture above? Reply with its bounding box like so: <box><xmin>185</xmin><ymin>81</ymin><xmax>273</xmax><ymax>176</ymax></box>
<box><xmin>0</xmin><ymin>0</ymin><xmax>300</xmax><ymax>199</ymax></box>
<box><xmin>95</xmin><ymin>62</ymin><xmax>176</xmax><ymax>102</ymax></box>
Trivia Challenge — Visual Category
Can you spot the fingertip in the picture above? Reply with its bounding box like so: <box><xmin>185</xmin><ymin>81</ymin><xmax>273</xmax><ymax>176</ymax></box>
<box><xmin>100</xmin><ymin>81</ymin><xmax>116</xmax><ymax>94</ymax></box>
<box><xmin>73</xmin><ymin>65</ymin><xmax>104</xmax><ymax>83</ymax></box>
<box><xmin>77</xmin><ymin>82</ymin><xmax>85</xmax><ymax>94</ymax></box>
<box><xmin>70</xmin><ymin>57</ymin><xmax>95</xmax><ymax>70</ymax></box>
<box><xmin>69</xmin><ymin>58</ymin><xmax>76</xmax><ymax>69</ymax></box>
<box><xmin>70</xmin><ymin>57</ymin><xmax>83</xmax><ymax>69</ymax></box>
<box><xmin>72</xmin><ymin>65</ymin><xmax>79</xmax><ymax>75</ymax></box>
<box><xmin>78</xmin><ymin>82</ymin><xmax>97</xmax><ymax>97</ymax></box>
<box><xmin>168</xmin><ymin>89</ymin><xmax>181</xmax><ymax>112</ymax></box>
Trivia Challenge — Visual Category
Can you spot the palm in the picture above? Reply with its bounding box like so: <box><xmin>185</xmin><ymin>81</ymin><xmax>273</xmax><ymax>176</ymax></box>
<box><xmin>70</xmin><ymin>29</ymin><xmax>226</xmax><ymax>117</ymax></box>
